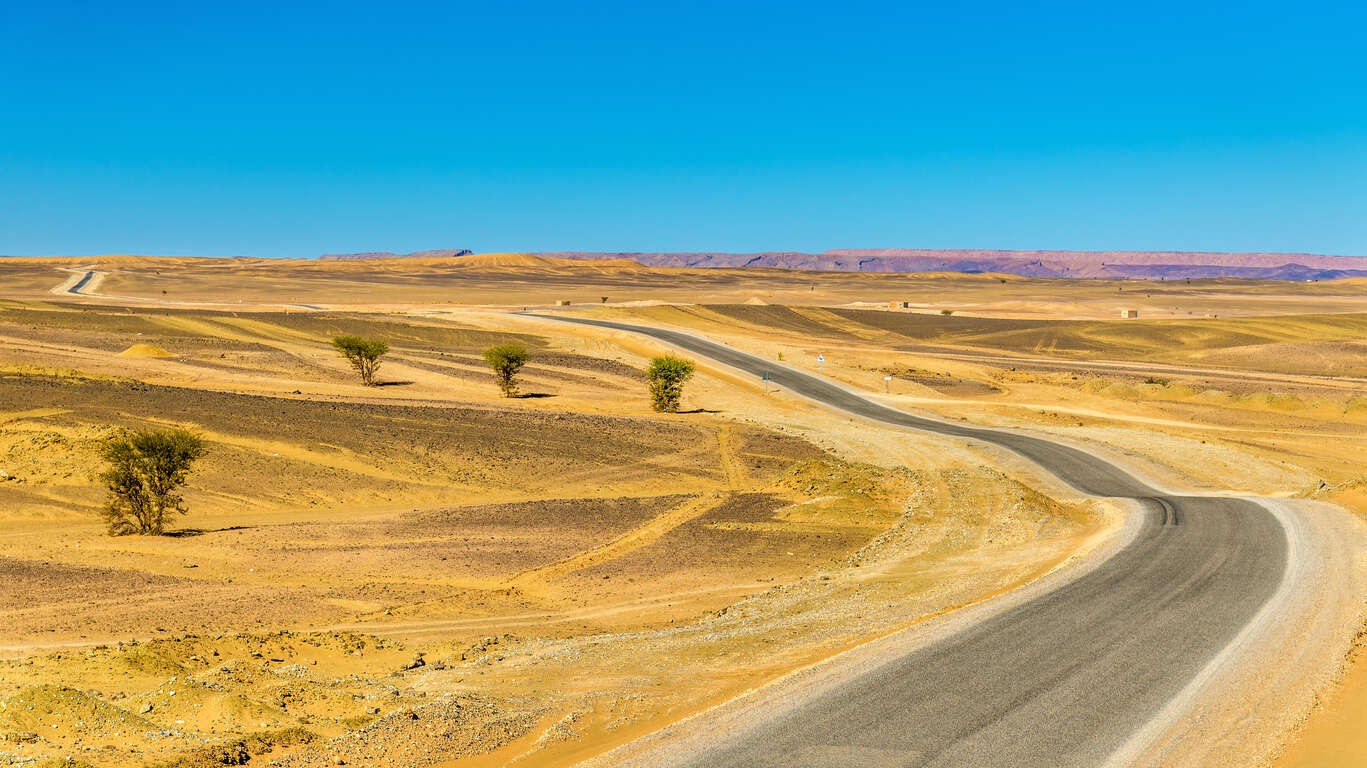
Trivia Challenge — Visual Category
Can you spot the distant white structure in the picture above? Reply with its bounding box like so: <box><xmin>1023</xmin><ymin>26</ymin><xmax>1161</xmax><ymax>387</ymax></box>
<box><xmin>556</xmin><ymin>299</ymin><xmax>572</xmax><ymax>306</ymax></box>
<box><xmin>1120</xmin><ymin>309</ymin><xmax>1139</xmax><ymax>319</ymax></box>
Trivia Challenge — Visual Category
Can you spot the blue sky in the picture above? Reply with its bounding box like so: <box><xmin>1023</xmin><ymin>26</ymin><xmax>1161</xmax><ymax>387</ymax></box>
<box><xmin>3</xmin><ymin>1</ymin><xmax>1364</xmax><ymax>258</ymax></box>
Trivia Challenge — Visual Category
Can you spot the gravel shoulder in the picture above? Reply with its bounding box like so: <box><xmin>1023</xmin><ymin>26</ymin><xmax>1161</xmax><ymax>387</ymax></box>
<box><xmin>577</xmin><ymin>499</ymin><xmax>1138</xmax><ymax>767</ymax></box>
<box><xmin>1120</xmin><ymin>498</ymin><xmax>1367</xmax><ymax>767</ymax></box>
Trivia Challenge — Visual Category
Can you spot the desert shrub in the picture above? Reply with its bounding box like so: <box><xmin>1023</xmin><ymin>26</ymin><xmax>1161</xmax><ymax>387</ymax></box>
<box><xmin>482</xmin><ymin>343</ymin><xmax>529</xmax><ymax>397</ymax></box>
<box><xmin>332</xmin><ymin>335</ymin><xmax>389</xmax><ymax>385</ymax></box>
<box><xmin>100</xmin><ymin>428</ymin><xmax>206</xmax><ymax>536</ymax></box>
<box><xmin>940</xmin><ymin>309</ymin><xmax>954</xmax><ymax>316</ymax></box>
<box><xmin>647</xmin><ymin>355</ymin><xmax>695</xmax><ymax>412</ymax></box>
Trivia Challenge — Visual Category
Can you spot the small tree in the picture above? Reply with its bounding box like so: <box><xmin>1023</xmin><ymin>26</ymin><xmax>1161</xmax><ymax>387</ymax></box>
<box><xmin>647</xmin><ymin>355</ymin><xmax>695</xmax><ymax>413</ymax></box>
<box><xmin>600</xmin><ymin>296</ymin><xmax>609</xmax><ymax>304</ymax></box>
<box><xmin>332</xmin><ymin>335</ymin><xmax>389</xmax><ymax>385</ymax></box>
<box><xmin>100</xmin><ymin>428</ymin><xmax>206</xmax><ymax>536</ymax></box>
<box><xmin>483</xmin><ymin>343</ymin><xmax>529</xmax><ymax>397</ymax></box>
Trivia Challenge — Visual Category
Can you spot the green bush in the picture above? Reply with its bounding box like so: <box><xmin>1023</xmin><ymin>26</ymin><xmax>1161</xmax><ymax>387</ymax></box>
<box><xmin>647</xmin><ymin>356</ymin><xmax>695</xmax><ymax>413</ymax></box>
<box><xmin>332</xmin><ymin>335</ymin><xmax>389</xmax><ymax>385</ymax></box>
<box><xmin>100</xmin><ymin>428</ymin><xmax>206</xmax><ymax>536</ymax></box>
<box><xmin>483</xmin><ymin>343</ymin><xmax>529</xmax><ymax>397</ymax></box>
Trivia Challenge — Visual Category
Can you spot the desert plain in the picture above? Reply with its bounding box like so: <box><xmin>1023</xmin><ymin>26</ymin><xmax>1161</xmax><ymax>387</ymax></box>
<box><xmin>1</xmin><ymin>253</ymin><xmax>1365</xmax><ymax>767</ymax></box>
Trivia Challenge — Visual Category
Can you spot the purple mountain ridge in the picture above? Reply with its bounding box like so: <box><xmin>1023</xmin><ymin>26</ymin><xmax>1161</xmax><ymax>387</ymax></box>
<box><xmin>535</xmin><ymin>249</ymin><xmax>1367</xmax><ymax>280</ymax></box>
<box><xmin>316</xmin><ymin>248</ymin><xmax>1367</xmax><ymax>280</ymax></box>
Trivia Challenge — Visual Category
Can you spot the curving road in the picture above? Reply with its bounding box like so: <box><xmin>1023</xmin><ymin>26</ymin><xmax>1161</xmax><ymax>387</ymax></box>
<box><xmin>540</xmin><ymin>314</ymin><xmax>1288</xmax><ymax>768</ymax></box>
<box><xmin>67</xmin><ymin>269</ymin><xmax>97</xmax><ymax>295</ymax></box>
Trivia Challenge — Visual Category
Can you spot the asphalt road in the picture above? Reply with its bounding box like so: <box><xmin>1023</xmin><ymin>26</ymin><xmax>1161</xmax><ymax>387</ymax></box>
<box><xmin>67</xmin><ymin>269</ymin><xmax>96</xmax><ymax>295</ymax></box>
<box><xmin>541</xmin><ymin>314</ymin><xmax>1288</xmax><ymax>768</ymax></box>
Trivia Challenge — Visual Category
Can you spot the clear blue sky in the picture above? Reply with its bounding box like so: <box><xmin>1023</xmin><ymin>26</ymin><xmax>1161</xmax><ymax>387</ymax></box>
<box><xmin>3</xmin><ymin>1</ymin><xmax>1364</xmax><ymax>258</ymax></box>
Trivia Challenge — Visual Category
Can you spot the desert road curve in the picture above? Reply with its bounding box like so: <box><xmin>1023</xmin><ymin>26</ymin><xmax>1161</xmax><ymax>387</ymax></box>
<box><xmin>539</xmin><ymin>314</ymin><xmax>1289</xmax><ymax>768</ymax></box>
<box><xmin>66</xmin><ymin>269</ymin><xmax>96</xmax><ymax>295</ymax></box>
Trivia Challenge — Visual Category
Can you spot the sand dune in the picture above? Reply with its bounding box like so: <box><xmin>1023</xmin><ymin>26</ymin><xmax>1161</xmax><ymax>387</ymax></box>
<box><xmin>116</xmin><ymin>343</ymin><xmax>176</xmax><ymax>358</ymax></box>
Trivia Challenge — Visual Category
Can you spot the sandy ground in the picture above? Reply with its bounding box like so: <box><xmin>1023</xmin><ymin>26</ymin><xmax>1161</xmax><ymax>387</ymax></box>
<box><xmin>0</xmin><ymin>281</ymin><xmax>1106</xmax><ymax>766</ymax></box>
<box><xmin>6</xmin><ymin>253</ymin><xmax>1367</xmax><ymax>319</ymax></box>
<box><xmin>576</xmin><ymin>497</ymin><xmax>1143</xmax><ymax>768</ymax></box>
<box><xmin>0</xmin><ymin>256</ymin><xmax>1364</xmax><ymax>766</ymax></box>
<box><xmin>535</xmin><ymin>312</ymin><xmax>1367</xmax><ymax>768</ymax></box>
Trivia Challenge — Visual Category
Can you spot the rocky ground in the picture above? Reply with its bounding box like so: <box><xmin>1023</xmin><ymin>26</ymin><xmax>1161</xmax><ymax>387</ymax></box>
<box><xmin>0</xmin><ymin>460</ymin><xmax>1104</xmax><ymax>767</ymax></box>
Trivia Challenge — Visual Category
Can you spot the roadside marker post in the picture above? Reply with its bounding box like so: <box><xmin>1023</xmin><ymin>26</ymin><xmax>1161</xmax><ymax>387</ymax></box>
<box><xmin>818</xmin><ymin>353</ymin><xmax>824</xmax><ymax>375</ymax></box>
<box><xmin>763</xmin><ymin>371</ymin><xmax>770</xmax><ymax>394</ymax></box>
<box><xmin>884</xmin><ymin>375</ymin><xmax>892</xmax><ymax>393</ymax></box>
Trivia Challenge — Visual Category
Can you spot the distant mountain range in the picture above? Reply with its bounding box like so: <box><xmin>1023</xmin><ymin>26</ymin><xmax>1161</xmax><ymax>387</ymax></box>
<box><xmin>319</xmin><ymin>249</ymin><xmax>473</xmax><ymax>261</ymax></box>
<box><xmin>540</xmin><ymin>249</ymin><xmax>1367</xmax><ymax>280</ymax></box>
<box><xmin>318</xmin><ymin>248</ymin><xmax>1367</xmax><ymax>280</ymax></box>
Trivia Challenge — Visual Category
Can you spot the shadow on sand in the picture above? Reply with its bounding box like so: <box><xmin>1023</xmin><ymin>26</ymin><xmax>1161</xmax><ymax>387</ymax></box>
<box><xmin>164</xmin><ymin>525</ymin><xmax>255</xmax><ymax>538</ymax></box>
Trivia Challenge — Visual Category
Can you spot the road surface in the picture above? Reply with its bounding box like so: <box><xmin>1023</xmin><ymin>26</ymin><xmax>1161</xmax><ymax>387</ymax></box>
<box><xmin>541</xmin><ymin>314</ymin><xmax>1288</xmax><ymax>768</ymax></box>
<box><xmin>67</xmin><ymin>269</ymin><xmax>96</xmax><ymax>294</ymax></box>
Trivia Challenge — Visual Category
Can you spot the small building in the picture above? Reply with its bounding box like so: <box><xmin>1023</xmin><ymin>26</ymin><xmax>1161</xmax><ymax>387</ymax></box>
<box><xmin>1120</xmin><ymin>309</ymin><xmax>1139</xmax><ymax>319</ymax></box>
<box><xmin>556</xmin><ymin>300</ymin><xmax>571</xmax><ymax>306</ymax></box>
